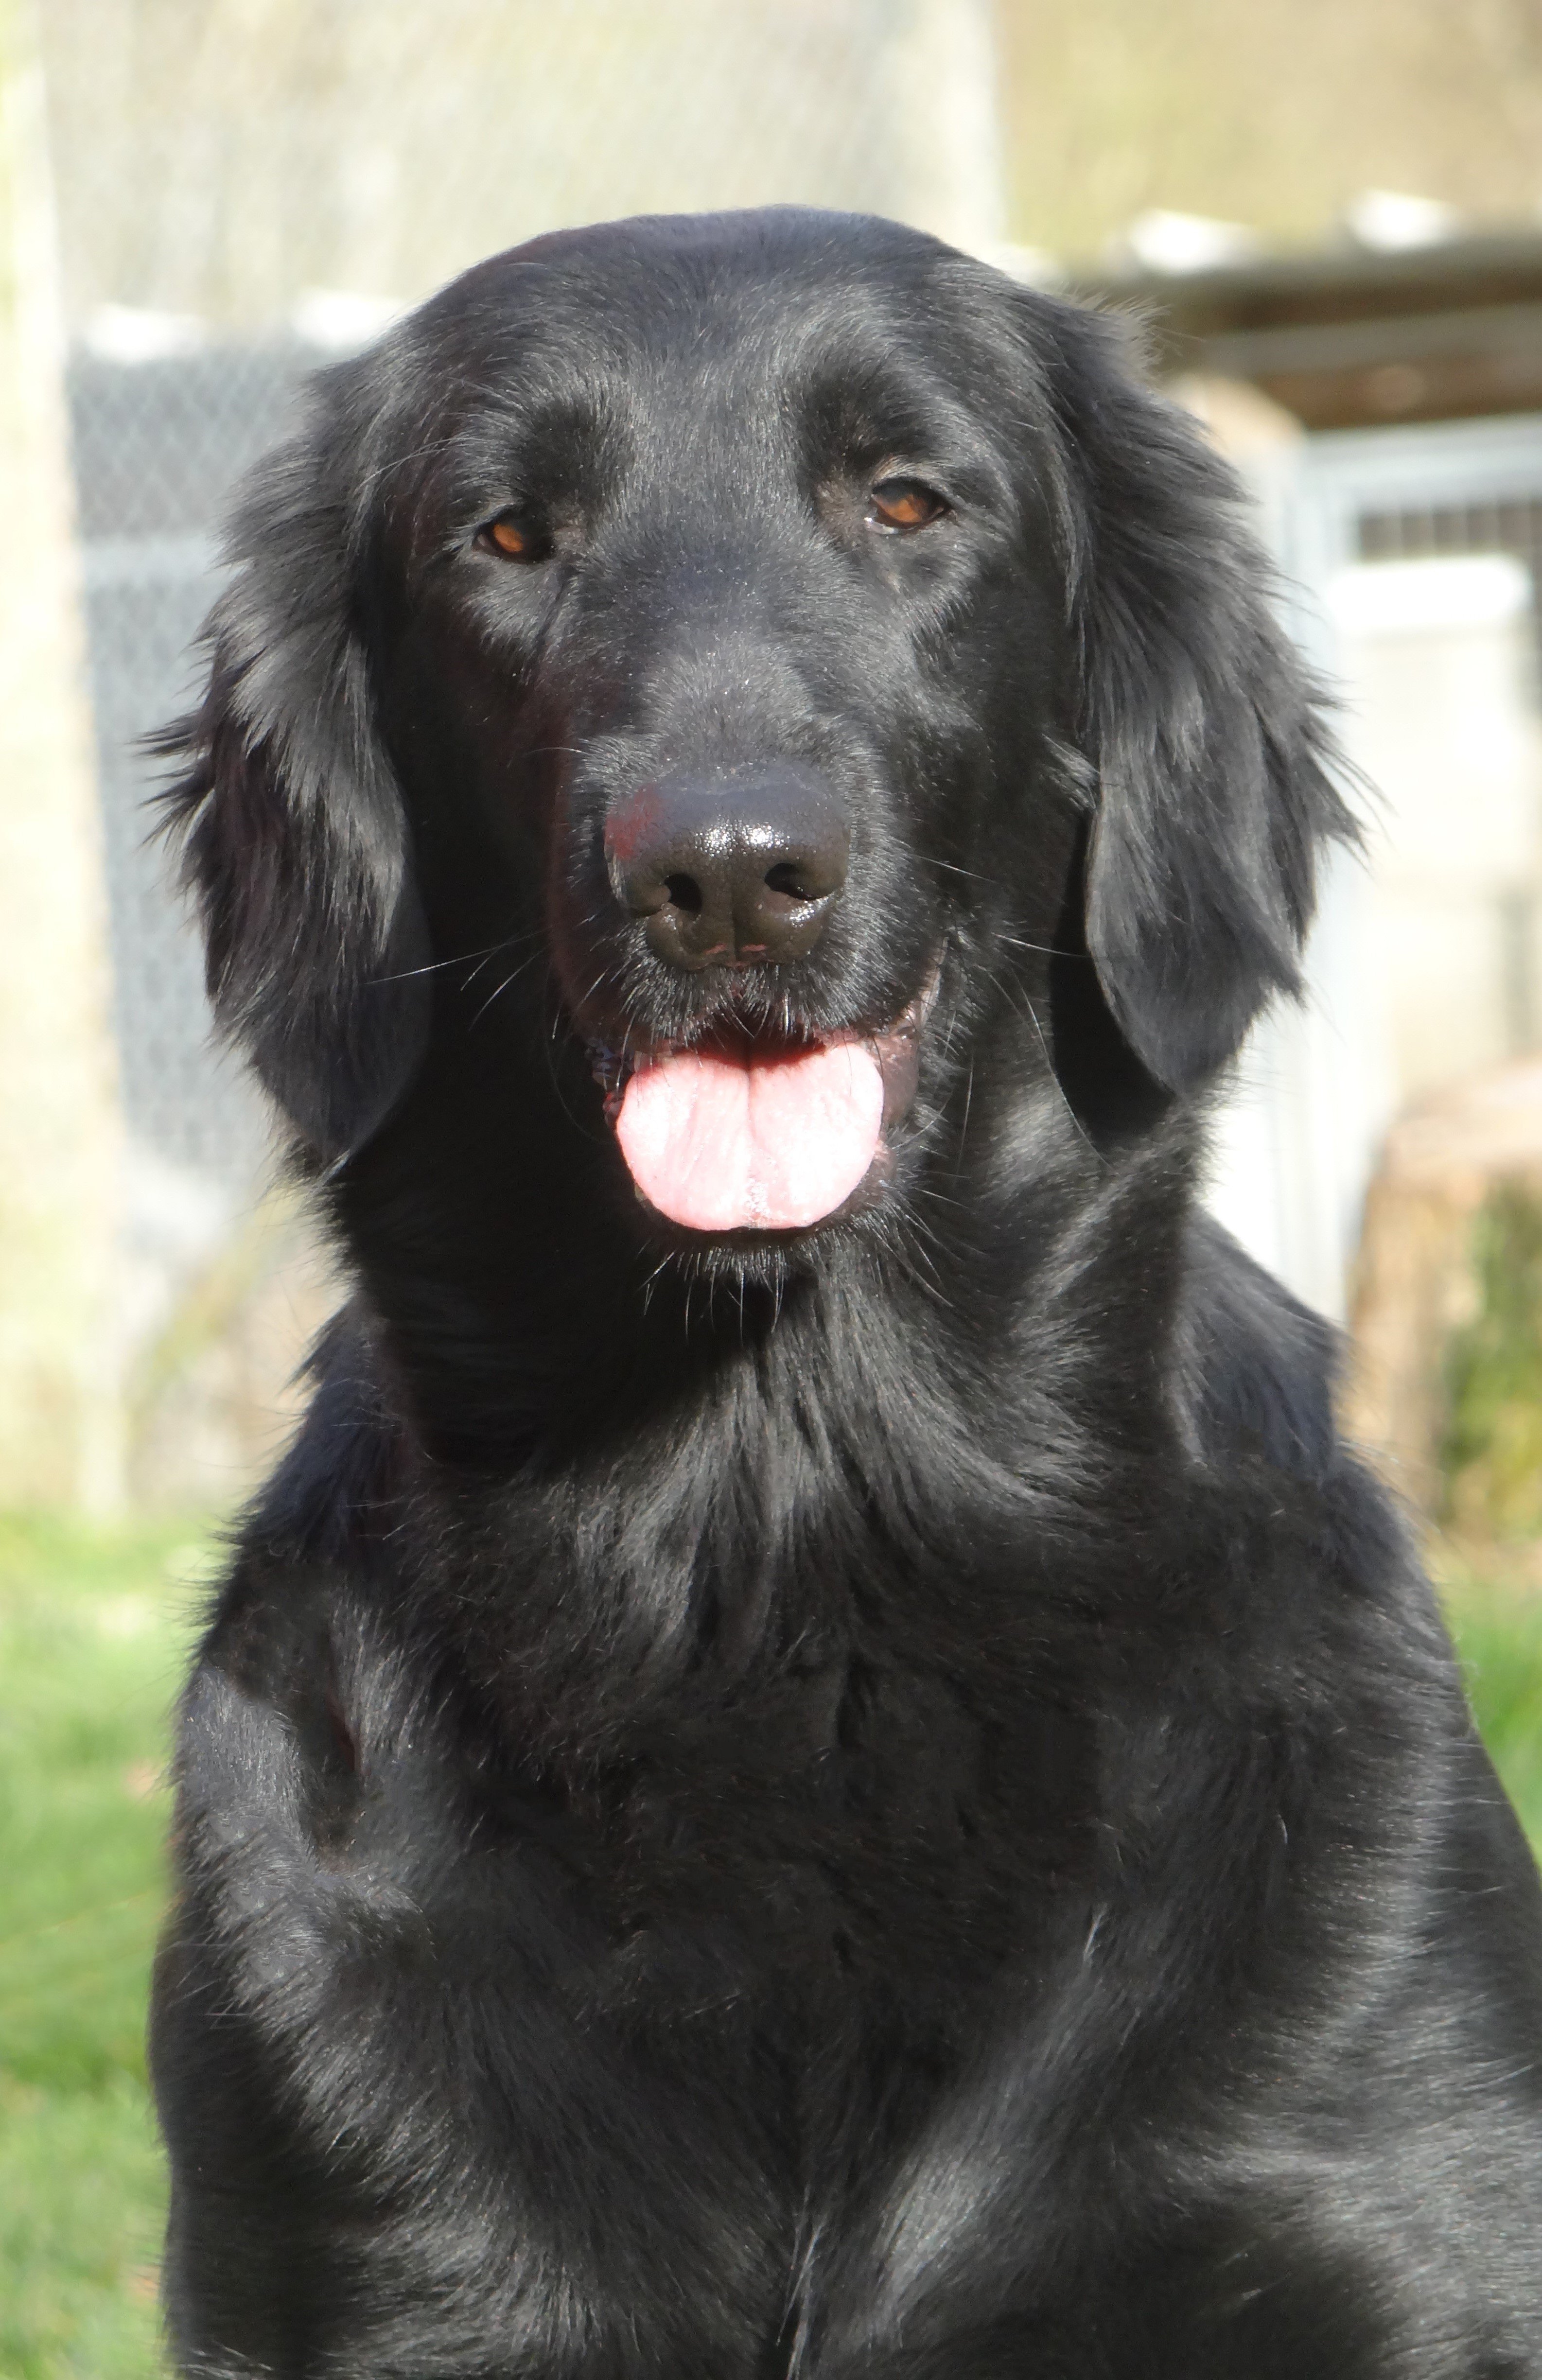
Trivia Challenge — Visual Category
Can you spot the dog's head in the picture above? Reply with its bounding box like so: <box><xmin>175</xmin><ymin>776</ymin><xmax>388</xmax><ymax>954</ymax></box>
<box><xmin>163</xmin><ymin>210</ymin><xmax>1348</xmax><ymax>1267</ymax></box>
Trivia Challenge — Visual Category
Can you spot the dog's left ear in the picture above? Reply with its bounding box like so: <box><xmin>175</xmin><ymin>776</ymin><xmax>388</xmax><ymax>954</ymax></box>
<box><xmin>1037</xmin><ymin>300</ymin><xmax>1355</xmax><ymax>1093</ymax></box>
<box><xmin>156</xmin><ymin>387</ymin><xmax>430</xmax><ymax>1164</ymax></box>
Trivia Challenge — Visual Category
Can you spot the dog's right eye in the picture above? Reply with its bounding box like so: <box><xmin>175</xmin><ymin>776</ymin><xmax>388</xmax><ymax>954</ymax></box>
<box><xmin>866</xmin><ymin>478</ymin><xmax>948</xmax><ymax>534</ymax></box>
<box><xmin>476</xmin><ymin>511</ymin><xmax>551</xmax><ymax>562</ymax></box>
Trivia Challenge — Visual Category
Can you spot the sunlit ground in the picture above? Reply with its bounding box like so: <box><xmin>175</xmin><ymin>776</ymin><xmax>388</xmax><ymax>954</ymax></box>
<box><xmin>1</xmin><ymin>1513</ymin><xmax>1540</xmax><ymax>2378</ymax></box>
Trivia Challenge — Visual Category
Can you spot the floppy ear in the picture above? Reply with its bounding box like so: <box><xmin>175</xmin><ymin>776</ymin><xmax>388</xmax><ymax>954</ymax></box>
<box><xmin>157</xmin><ymin>398</ymin><xmax>430</xmax><ymax>1163</ymax></box>
<box><xmin>1038</xmin><ymin>300</ymin><xmax>1354</xmax><ymax>1093</ymax></box>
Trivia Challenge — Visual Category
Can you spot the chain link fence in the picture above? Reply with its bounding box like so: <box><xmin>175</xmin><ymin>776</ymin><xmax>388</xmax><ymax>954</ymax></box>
<box><xmin>68</xmin><ymin>342</ymin><xmax>315</xmax><ymax>1190</ymax></box>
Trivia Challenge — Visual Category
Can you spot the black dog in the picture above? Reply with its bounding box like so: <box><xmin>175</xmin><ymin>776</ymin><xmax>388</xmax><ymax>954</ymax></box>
<box><xmin>152</xmin><ymin>210</ymin><xmax>1542</xmax><ymax>2377</ymax></box>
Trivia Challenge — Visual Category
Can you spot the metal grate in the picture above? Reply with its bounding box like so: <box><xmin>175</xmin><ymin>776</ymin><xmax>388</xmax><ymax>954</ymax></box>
<box><xmin>1353</xmin><ymin>491</ymin><xmax>1542</xmax><ymax>1074</ymax></box>
<box><xmin>67</xmin><ymin>344</ymin><xmax>328</xmax><ymax>1189</ymax></box>
<box><xmin>1357</xmin><ymin>496</ymin><xmax>1542</xmax><ymax>685</ymax></box>
<box><xmin>1358</xmin><ymin>496</ymin><xmax>1542</xmax><ymax>564</ymax></box>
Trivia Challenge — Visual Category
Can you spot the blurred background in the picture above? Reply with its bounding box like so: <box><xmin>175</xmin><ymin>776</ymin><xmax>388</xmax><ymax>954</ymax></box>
<box><xmin>7</xmin><ymin>0</ymin><xmax>1542</xmax><ymax>2368</ymax></box>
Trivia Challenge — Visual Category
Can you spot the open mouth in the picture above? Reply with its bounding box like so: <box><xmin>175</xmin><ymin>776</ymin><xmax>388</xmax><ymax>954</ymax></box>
<box><xmin>588</xmin><ymin>976</ymin><xmax>936</xmax><ymax>1236</ymax></box>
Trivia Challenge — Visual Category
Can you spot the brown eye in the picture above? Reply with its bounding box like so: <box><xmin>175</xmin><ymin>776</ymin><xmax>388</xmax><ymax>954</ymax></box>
<box><xmin>867</xmin><ymin>478</ymin><xmax>947</xmax><ymax>534</ymax></box>
<box><xmin>478</xmin><ymin>511</ymin><xmax>548</xmax><ymax>560</ymax></box>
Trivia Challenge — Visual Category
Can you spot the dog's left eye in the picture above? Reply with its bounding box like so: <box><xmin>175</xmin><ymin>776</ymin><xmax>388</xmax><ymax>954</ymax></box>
<box><xmin>477</xmin><ymin>511</ymin><xmax>551</xmax><ymax>562</ymax></box>
<box><xmin>866</xmin><ymin>478</ymin><xmax>947</xmax><ymax>534</ymax></box>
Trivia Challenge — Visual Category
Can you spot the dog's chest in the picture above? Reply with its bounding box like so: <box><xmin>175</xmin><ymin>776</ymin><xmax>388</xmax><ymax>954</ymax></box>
<box><xmin>473</xmin><ymin>1630</ymin><xmax>1094</xmax><ymax>2024</ymax></box>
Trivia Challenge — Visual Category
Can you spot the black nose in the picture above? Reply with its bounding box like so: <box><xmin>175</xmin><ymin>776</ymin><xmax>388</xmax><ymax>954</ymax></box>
<box><xmin>604</xmin><ymin>767</ymin><xmax>850</xmax><ymax>969</ymax></box>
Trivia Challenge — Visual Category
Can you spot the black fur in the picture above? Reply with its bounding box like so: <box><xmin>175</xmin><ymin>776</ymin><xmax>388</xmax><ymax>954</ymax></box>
<box><xmin>151</xmin><ymin>210</ymin><xmax>1542</xmax><ymax>2378</ymax></box>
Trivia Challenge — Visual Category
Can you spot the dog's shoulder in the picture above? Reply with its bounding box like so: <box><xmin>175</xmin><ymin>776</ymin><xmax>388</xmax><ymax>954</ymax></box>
<box><xmin>1176</xmin><ymin>1212</ymin><xmax>1341</xmax><ymax>1488</ymax></box>
<box><xmin>176</xmin><ymin>1305</ymin><xmax>410</xmax><ymax>1724</ymax></box>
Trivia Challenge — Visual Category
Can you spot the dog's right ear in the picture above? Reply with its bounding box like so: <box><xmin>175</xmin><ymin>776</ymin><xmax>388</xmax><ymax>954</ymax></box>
<box><xmin>157</xmin><ymin>398</ymin><xmax>429</xmax><ymax>1164</ymax></box>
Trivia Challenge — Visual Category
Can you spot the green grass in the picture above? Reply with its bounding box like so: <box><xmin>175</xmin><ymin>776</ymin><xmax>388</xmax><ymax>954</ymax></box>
<box><xmin>1438</xmin><ymin>1551</ymin><xmax>1542</xmax><ymax>1854</ymax></box>
<box><xmin>0</xmin><ymin>1513</ymin><xmax>1539</xmax><ymax>2375</ymax></box>
<box><xmin>0</xmin><ymin>1514</ymin><xmax>215</xmax><ymax>2380</ymax></box>
<box><xmin>1442</xmin><ymin>1187</ymin><xmax>1542</xmax><ymax>1542</ymax></box>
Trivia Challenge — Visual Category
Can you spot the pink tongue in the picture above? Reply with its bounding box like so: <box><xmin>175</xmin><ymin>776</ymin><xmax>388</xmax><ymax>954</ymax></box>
<box><xmin>615</xmin><ymin>1041</ymin><xmax>885</xmax><ymax>1231</ymax></box>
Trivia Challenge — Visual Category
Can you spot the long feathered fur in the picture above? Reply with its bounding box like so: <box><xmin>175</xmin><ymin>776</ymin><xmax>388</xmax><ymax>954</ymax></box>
<box><xmin>149</xmin><ymin>210</ymin><xmax>1542</xmax><ymax>2380</ymax></box>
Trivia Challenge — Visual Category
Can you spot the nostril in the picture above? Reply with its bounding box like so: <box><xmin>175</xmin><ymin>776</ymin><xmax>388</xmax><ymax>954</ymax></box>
<box><xmin>606</xmin><ymin>766</ymin><xmax>849</xmax><ymax>969</ymax></box>
<box><xmin>664</xmin><ymin>873</ymin><xmax>703</xmax><ymax>914</ymax></box>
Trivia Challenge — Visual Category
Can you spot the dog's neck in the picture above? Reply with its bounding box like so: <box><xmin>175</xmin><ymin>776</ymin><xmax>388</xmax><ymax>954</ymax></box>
<box><xmin>318</xmin><ymin>1045</ymin><xmax>1200</xmax><ymax>1504</ymax></box>
<box><xmin>248</xmin><ymin>1044</ymin><xmax>1210</xmax><ymax>1757</ymax></box>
